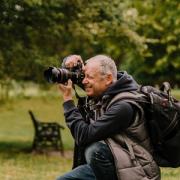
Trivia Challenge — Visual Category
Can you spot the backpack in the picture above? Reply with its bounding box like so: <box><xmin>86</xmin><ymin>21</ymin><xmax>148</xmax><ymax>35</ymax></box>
<box><xmin>109</xmin><ymin>82</ymin><xmax>180</xmax><ymax>168</ymax></box>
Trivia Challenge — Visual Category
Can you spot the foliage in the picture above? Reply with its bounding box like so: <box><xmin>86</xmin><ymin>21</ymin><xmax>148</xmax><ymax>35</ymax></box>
<box><xmin>0</xmin><ymin>0</ymin><xmax>179</xmax><ymax>86</ymax></box>
<box><xmin>122</xmin><ymin>0</ymin><xmax>180</xmax><ymax>86</ymax></box>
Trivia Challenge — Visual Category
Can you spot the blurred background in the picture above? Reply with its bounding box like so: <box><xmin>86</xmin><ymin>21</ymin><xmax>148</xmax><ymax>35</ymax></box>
<box><xmin>0</xmin><ymin>0</ymin><xmax>179</xmax><ymax>179</ymax></box>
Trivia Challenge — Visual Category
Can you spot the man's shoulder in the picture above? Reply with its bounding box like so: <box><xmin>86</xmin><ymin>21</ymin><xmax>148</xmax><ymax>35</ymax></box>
<box><xmin>107</xmin><ymin>91</ymin><xmax>142</xmax><ymax>109</ymax></box>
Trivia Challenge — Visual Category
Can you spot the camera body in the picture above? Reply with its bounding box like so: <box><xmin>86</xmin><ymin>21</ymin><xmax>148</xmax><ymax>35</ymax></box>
<box><xmin>44</xmin><ymin>61</ymin><xmax>84</xmax><ymax>84</ymax></box>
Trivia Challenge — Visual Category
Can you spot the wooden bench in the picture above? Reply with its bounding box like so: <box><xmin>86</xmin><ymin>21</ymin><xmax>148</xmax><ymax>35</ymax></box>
<box><xmin>28</xmin><ymin>110</ymin><xmax>64</xmax><ymax>155</ymax></box>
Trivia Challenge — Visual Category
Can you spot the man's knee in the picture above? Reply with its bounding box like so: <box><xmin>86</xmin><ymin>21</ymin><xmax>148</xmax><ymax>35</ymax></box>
<box><xmin>56</xmin><ymin>164</ymin><xmax>96</xmax><ymax>180</ymax></box>
<box><xmin>56</xmin><ymin>176</ymin><xmax>64</xmax><ymax>180</ymax></box>
<box><xmin>85</xmin><ymin>142</ymin><xmax>108</xmax><ymax>164</ymax></box>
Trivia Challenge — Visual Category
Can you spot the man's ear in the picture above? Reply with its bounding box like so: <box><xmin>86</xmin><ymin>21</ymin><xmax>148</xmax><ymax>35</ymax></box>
<box><xmin>106</xmin><ymin>73</ymin><xmax>113</xmax><ymax>86</ymax></box>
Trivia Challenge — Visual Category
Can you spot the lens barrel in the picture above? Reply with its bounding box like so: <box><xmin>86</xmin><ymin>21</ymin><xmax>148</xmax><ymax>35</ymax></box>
<box><xmin>44</xmin><ymin>67</ymin><xmax>83</xmax><ymax>84</ymax></box>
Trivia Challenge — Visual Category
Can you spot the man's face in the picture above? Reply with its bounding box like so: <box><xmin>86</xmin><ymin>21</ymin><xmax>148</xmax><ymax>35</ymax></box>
<box><xmin>82</xmin><ymin>62</ymin><xmax>112</xmax><ymax>97</ymax></box>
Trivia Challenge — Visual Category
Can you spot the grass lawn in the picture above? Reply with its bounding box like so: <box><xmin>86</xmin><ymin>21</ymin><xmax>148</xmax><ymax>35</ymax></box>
<box><xmin>0</xmin><ymin>95</ymin><xmax>73</xmax><ymax>180</ymax></box>
<box><xmin>0</xmin><ymin>90</ymin><xmax>180</xmax><ymax>179</ymax></box>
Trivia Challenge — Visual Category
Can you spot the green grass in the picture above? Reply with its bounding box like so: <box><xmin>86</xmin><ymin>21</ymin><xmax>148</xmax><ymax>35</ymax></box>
<box><xmin>0</xmin><ymin>95</ymin><xmax>73</xmax><ymax>180</ymax></box>
<box><xmin>0</xmin><ymin>150</ymin><xmax>72</xmax><ymax>180</ymax></box>
<box><xmin>0</xmin><ymin>95</ymin><xmax>74</xmax><ymax>149</ymax></box>
<box><xmin>0</xmin><ymin>89</ymin><xmax>180</xmax><ymax>179</ymax></box>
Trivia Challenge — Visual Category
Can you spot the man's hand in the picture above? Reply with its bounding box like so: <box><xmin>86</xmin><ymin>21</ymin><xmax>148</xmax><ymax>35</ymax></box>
<box><xmin>63</xmin><ymin>55</ymin><xmax>84</xmax><ymax>69</ymax></box>
<box><xmin>58</xmin><ymin>79</ymin><xmax>73</xmax><ymax>102</ymax></box>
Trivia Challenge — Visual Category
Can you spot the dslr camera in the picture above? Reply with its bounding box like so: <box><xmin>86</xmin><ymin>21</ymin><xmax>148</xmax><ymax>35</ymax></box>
<box><xmin>44</xmin><ymin>60</ymin><xmax>84</xmax><ymax>84</ymax></box>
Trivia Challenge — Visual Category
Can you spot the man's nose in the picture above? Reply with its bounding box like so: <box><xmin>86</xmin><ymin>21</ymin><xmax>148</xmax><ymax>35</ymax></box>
<box><xmin>82</xmin><ymin>77</ymin><xmax>87</xmax><ymax>84</ymax></box>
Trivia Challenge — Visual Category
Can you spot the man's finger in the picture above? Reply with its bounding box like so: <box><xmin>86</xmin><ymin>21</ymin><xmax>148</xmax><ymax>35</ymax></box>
<box><xmin>67</xmin><ymin>79</ymin><xmax>72</xmax><ymax>87</ymax></box>
<box><xmin>58</xmin><ymin>84</ymin><xmax>65</xmax><ymax>91</ymax></box>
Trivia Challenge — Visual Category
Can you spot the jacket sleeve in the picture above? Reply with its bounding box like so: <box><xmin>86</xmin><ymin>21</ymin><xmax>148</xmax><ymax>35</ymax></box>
<box><xmin>63</xmin><ymin>99</ymin><xmax>135</xmax><ymax>146</ymax></box>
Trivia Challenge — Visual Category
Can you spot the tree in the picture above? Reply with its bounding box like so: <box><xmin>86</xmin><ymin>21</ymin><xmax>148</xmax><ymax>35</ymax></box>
<box><xmin>0</xmin><ymin>0</ymin><xmax>179</xmax><ymax>86</ymax></box>
<box><xmin>123</xmin><ymin>0</ymin><xmax>180</xmax><ymax>86</ymax></box>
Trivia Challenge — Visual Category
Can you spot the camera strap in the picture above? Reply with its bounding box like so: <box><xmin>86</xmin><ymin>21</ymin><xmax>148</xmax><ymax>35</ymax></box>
<box><xmin>72</xmin><ymin>84</ymin><xmax>81</xmax><ymax>99</ymax></box>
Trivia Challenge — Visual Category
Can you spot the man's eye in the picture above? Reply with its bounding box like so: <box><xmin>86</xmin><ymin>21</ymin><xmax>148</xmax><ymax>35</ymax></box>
<box><xmin>88</xmin><ymin>76</ymin><xmax>93</xmax><ymax>79</ymax></box>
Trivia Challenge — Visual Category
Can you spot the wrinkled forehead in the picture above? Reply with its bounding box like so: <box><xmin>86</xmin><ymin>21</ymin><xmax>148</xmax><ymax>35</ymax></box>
<box><xmin>84</xmin><ymin>60</ymin><xmax>101</xmax><ymax>72</ymax></box>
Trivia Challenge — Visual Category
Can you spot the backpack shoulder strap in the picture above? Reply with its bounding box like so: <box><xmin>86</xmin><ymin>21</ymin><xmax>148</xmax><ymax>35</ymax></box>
<box><xmin>107</xmin><ymin>91</ymin><xmax>145</xmax><ymax>119</ymax></box>
<box><xmin>107</xmin><ymin>92</ymin><xmax>143</xmax><ymax>109</ymax></box>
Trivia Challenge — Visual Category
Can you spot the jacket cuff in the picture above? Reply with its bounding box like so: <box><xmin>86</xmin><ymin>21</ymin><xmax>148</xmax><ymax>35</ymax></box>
<box><xmin>63</xmin><ymin>100</ymin><xmax>76</xmax><ymax>113</ymax></box>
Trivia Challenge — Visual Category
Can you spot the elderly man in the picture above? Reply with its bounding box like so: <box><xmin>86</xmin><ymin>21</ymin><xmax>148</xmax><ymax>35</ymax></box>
<box><xmin>56</xmin><ymin>55</ymin><xmax>160</xmax><ymax>180</ymax></box>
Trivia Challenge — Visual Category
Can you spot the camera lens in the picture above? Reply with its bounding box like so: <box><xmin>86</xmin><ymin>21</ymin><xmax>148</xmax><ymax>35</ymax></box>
<box><xmin>44</xmin><ymin>67</ymin><xmax>74</xmax><ymax>83</ymax></box>
<box><xmin>44</xmin><ymin>65</ymin><xmax>84</xmax><ymax>84</ymax></box>
<box><xmin>44</xmin><ymin>67</ymin><xmax>60</xmax><ymax>83</ymax></box>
